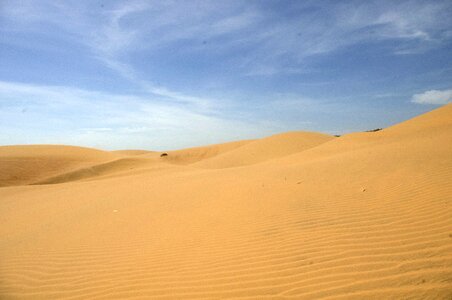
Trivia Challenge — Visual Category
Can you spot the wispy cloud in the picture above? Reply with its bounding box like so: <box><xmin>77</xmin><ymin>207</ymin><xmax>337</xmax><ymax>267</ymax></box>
<box><xmin>240</xmin><ymin>1</ymin><xmax>451</xmax><ymax>75</ymax></box>
<box><xmin>3</xmin><ymin>0</ymin><xmax>450</xmax><ymax>79</ymax></box>
<box><xmin>1</xmin><ymin>1</ymin><xmax>227</xmax><ymax>107</ymax></box>
<box><xmin>412</xmin><ymin>89</ymin><xmax>452</xmax><ymax>105</ymax></box>
<box><xmin>0</xmin><ymin>80</ymin><xmax>278</xmax><ymax>149</ymax></box>
<box><xmin>84</xmin><ymin>2</ymin><xmax>224</xmax><ymax>107</ymax></box>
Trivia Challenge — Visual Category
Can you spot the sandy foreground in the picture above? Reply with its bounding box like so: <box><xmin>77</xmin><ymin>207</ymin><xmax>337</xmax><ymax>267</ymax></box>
<box><xmin>1</xmin><ymin>104</ymin><xmax>451</xmax><ymax>299</ymax></box>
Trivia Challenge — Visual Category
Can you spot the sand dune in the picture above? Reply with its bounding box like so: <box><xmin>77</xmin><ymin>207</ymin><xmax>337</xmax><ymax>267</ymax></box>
<box><xmin>0</xmin><ymin>105</ymin><xmax>451</xmax><ymax>299</ymax></box>
<box><xmin>162</xmin><ymin>139</ymin><xmax>254</xmax><ymax>165</ymax></box>
<box><xmin>192</xmin><ymin>131</ymin><xmax>334</xmax><ymax>169</ymax></box>
<box><xmin>112</xmin><ymin>150</ymin><xmax>156</xmax><ymax>156</ymax></box>
<box><xmin>32</xmin><ymin>157</ymin><xmax>166</xmax><ymax>185</ymax></box>
<box><xmin>0</xmin><ymin>145</ymin><xmax>117</xmax><ymax>187</ymax></box>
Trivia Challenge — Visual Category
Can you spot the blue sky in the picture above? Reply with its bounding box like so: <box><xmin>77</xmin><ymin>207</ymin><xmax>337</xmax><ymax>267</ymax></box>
<box><xmin>1</xmin><ymin>0</ymin><xmax>451</xmax><ymax>150</ymax></box>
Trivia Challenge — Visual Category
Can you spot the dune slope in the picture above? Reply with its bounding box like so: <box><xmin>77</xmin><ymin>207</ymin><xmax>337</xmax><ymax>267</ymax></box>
<box><xmin>0</xmin><ymin>105</ymin><xmax>451</xmax><ymax>299</ymax></box>
<box><xmin>162</xmin><ymin>139</ymin><xmax>254</xmax><ymax>165</ymax></box>
<box><xmin>32</xmin><ymin>157</ymin><xmax>171</xmax><ymax>185</ymax></box>
<box><xmin>192</xmin><ymin>131</ymin><xmax>334</xmax><ymax>169</ymax></box>
<box><xmin>0</xmin><ymin>145</ymin><xmax>117</xmax><ymax>187</ymax></box>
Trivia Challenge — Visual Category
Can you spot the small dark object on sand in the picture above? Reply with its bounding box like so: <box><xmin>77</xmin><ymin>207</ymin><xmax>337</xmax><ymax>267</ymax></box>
<box><xmin>160</xmin><ymin>153</ymin><xmax>168</xmax><ymax>157</ymax></box>
<box><xmin>365</xmin><ymin>128</ymin><xmax>383</xmax><ymax>132</ymax></box>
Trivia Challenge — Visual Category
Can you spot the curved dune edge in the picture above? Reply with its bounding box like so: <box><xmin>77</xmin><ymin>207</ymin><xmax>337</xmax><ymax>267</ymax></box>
<box><xmin>1</xmin><ymin>132</ymin><xmax>333</xmax><ymax>186</ymax></box>
<box><xmin>32</xmin><ymin>157</ymin><xmax>163</xmax><ymax>185</ymax></box>
<box><xmin>191</xmin><ymin>131</ymin><xmax>334</xmax><ymax>169</ymax></box>
<box><xmin>0</xmin><ymin>139</ymin><xmax>254</xmax><ymax>187</ymax></box>
<box><xmin>161</xmin><ymin>139</ymin><xmax>255</xmax><ymax>165</ymax></box>
<box><xmin>112</xmin><ymin>150</ymin><xmax>156</xmax><ymax>156</ymax></box>
<box><xmin>0</xmin><ymin>104</ymin><xmax>451</xmax><ymax>299</ymax></box>
<box><xmin>0</xmin><ymin>145</ymin><xmax>117</xmax><ymax>187</ymax></box>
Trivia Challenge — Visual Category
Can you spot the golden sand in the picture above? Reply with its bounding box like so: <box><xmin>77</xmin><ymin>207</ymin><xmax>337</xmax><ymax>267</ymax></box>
<box><xmin>1</xmin><ymin>104</ymin><xmax>451</xmax><ymax>299</ymax></box>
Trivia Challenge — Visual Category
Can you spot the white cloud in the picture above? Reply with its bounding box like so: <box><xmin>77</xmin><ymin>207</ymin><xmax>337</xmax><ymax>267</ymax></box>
<box><xmin>412</xmin><ymin>89</ymin><xmax>452</xmax><ymax>105</ymax></box>
<box><xmin>1</xmin><ymin>1</ymin><xmax>231</xmax><ymax>108</ymax></box>
<box><xmin>4</xmin><ymin>0</ymin><xmax>451</xmax><ymax>79</ymax></box>
<box><xmin>0</xmin><ymin>81</ymin><xmax>278</xmax><ymax>150</ymax></box>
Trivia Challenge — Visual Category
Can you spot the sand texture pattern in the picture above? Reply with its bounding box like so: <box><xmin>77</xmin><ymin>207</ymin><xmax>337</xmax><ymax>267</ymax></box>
<box><xmin>1</xmin><ymin>104</ymin><xmax>451</xmax><ymax>299</ymax></box>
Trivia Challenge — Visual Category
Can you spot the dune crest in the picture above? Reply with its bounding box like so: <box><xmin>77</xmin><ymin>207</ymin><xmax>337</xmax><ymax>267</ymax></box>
<box><xmin>192</xmin><ymin>131</ymin><xmax>334</xmax><ymax>169</ymax></box>
<box><xmin>161</xmin><ymin>139</ymin><xmax>254</xmax><ymax>165</ymax></box>
<box><xmin>0</xmin><ymin>145</ymin><xmax>117</xmax><ymax>187</ymax></box>
<box><xmin>0</xmin><ymin>104</ymin><xmax>451</xmax><ymax>299</ymax></box>
<box><xmin>112</xmin><ymin>150</ymin><xmax>155</xmax><ymax>156</ymax></box>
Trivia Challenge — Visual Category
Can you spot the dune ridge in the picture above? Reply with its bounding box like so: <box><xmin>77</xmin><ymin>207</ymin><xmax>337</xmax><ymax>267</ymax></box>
<box><xmin>0</xmin><ymin>145</ymin><xmax>117</xmax><ymax>187</ymax></box>
<box><xmin>161</xmin><ymin>139</ymin><xmax>254</xmax><ymax>165</ymax></box>
<box><xmin>0</xmin><ymin>104</ymin><xmax>451</xmax><ymax>299</ymax></box>
<box><xmin>191</xmin><ymin>131</ymin><xmax>334</xmax><ymax>169</ymax></box>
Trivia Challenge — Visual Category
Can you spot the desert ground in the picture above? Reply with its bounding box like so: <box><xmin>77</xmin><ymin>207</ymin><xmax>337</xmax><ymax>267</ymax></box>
<box><xmin>1</xmin><ymin>104</ymin><xmax>451</xmax><ymax>299</ymax></box>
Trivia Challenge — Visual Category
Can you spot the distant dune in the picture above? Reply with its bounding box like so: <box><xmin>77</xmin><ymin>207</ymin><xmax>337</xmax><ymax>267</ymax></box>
<box><xmin>192</xmin><ymin>131</ymin><xmax>334</xmax><ymax>169</ymax></box>
<box><xmin>0</xmin><ymin>145</ymin><xmax>116</xmax><ymax>187</ymax></box>
<box><xmin>112</xmin><ymin>150</ymin><xmax>156</xmax><ymax>156</ymax></box>
<box><xmin>162</xmin><ymin>139</ymin><xmax>254</xmax><ymax>165</ymax></box>
<box><xmin>1</xmin><ymin>104</ymin><xmax>451</xmax><ymax>299</ymax></box>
